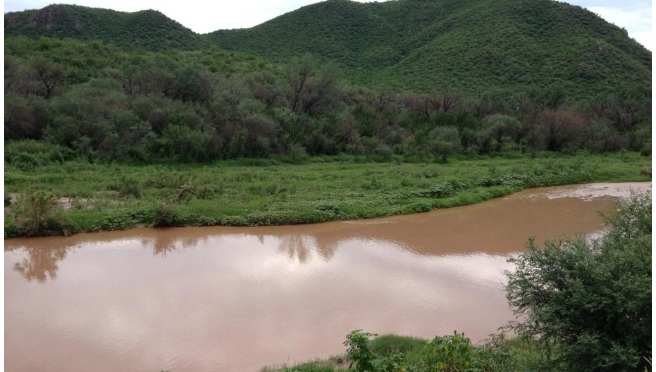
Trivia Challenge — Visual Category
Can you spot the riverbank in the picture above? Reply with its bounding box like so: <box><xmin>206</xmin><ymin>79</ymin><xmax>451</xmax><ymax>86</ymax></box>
<box><xmin>262</xmin><ymin>332</ymin><xmax>546</xmax><ymax>372</ymax></box>
<box><xmin>4</xmin><ymin>152</ymin><xmax>651</xmax><ymax>238</ymax></box>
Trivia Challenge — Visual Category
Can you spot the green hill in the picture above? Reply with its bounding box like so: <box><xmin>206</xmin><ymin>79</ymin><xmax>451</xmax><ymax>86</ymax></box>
<box><xmin>206</xmin><ymin>0</ymin><xmax>651</xmax><ymax>100</ymax></box>
<box><xmin>4</xmin><ymin>0</ymin><xmax>652</xmax><ymax>102</ymax></box>
<box><xmin>4</xmin><ymin>4</ymin><xmax>208</xmax><ymax>51</ymax></box>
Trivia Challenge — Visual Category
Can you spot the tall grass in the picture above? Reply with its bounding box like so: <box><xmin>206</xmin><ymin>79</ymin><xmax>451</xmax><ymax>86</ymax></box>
<box><xmin>4</xmin><ymin>152</ymin><xmax>651</xmax><ymax>237</ymax></box>
<box><xmin>5</xmin><ymin>191</ymin><xmax>69</xmax><ymax>236</ymax></box>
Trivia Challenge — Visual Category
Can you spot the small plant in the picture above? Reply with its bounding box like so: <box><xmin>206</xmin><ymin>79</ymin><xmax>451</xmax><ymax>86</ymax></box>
<box><xmin>153</xmin><ymin>203</ymin><xmax>180</xmax><ymax>227</ymax></box>
<box><xmin>344</xmin><ymin>330</ymin><xmax>377</xmax><ymax>372</ymax></box>
<box><xmin>9</xmin><ymin>191</ymin><xmax>67</xmax><ymax>236</ymax></box>
<box><xmin>111</xmin><ymin>175</ymin><xmax>142</xmax><ymax>198</ymax></box>
<box><xmin>289</xmin><ymin>143</ymin><xmax>309</xmax><ymax>163</ymax></box>
<box><xmin>173</xmin><ymin>182</ymin><xmax>199</xmax><ymax>203</ymax></box>
<box><xmin>423</xmin><ymin>331</ymin><xmax>481</xmax><ymax>372</ymax></box>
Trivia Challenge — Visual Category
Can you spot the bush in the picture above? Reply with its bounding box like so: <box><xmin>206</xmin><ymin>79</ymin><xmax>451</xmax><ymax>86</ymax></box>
<box><xmin>152</xmin><ymin>203</ymin><xmax>182</xmax><ymax>227</ymax></box>
<box><xmin>8</xmin><ymin>191</ymin><xmax>68</xmax><ymax>236</ymax></box>
<box><xmin>110</xmin><ymin>175</ymin><xmax>142</xmax><ymax>198</ymax></box>
<box><xmin>5</xmin><ymin>140</ymin><xmax>77</xmax><ymax>170</ymax></box>
<box><xmin>505</xmin><ymin>193</ymin><xmax>652</xmax><ymax>372</ymax></box>
<box><xmin>289</xmin><ymin>143</ymin><xmax>309</xmax><ymax>163</ymax></box>
<box><xmin>344</xmin><ymin>330</ymin><xmax>377</xmax><ymax>372</ymax></box>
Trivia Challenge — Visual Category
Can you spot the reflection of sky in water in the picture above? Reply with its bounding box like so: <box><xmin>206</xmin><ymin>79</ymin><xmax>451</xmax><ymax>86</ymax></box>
<box><xmin>4</xmin><ymin>182</ymin><xmax>650</xmax><ymax>372</ymax></box>
<box><xmin>5</xmin><ymin>235</ymin><xmax>515</xmax><ymax>372</ymax></box>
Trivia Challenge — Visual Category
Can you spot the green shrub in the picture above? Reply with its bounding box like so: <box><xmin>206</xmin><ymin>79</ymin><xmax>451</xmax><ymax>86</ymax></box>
<box><xmin>344</xmin><ymin>330</ymin><xmax>377</xmax><ymax>372</ymax></box>
<box><xmin>152</xmin><ymin>203</ymin><xmax>182</xmax><ymax>227</ymax></box>
<box><xmin>371</xmin><ymin>334</ymin><xmax>426</xmax><ymax>357</ymax></box>
<box><xmin>110</xmin><ymin>175</ymin><xmax>142</xmax><ymax>198</ymax></box>
<box><xmin>505</xmin><ymin>193</ymin><xmax>652</xmax><ymax>372</ymax></box>
<box><xmin>8</xmin><ymin>191</ymin><xmax>68</xmax><ymax>236</ymax></box>
<box><xmin>289</xmin><ymin>143</ymin><xmax>309</xmax><ymax>163</ymax></box>
<box><xmin>422</xmin><ymin>332</ymin><xmax>483</xmax><ymax>372</ymax></box>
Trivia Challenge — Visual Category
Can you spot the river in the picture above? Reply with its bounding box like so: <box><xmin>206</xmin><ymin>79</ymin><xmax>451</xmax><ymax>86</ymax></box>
<box><xmin>4</xmin><ymin>182</ymin><xmax>650</xmax><ymax>372</ymax></box>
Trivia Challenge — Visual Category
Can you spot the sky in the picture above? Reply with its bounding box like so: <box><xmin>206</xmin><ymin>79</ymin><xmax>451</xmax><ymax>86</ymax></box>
<box><xmin>3</xmin><ymin>0</ymin><xmax>653</xmax><ymax>50</ymax></box>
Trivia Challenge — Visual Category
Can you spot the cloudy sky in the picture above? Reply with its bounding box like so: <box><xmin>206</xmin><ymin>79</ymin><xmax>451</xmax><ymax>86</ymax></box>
<box><xmin>4</xmin><ymin>0</ymin><xmax>652</xmax><ymax>50</ymax></box>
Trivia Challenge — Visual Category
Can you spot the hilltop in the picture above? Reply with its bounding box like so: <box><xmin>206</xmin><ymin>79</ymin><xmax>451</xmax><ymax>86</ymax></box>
<box><xmin>3</xmin><ymin>0</ymin><xmax>652</xmax><ymax>101</ymax></box>
<box><xmin>207</xmin><ymin>0</ymin><xmax>651</xmax><ymax>99</ymax></box>
<box><xmin>4</xmin><ymin>4</ymin><xmax>208</xmax><ymax>51</ymax></box>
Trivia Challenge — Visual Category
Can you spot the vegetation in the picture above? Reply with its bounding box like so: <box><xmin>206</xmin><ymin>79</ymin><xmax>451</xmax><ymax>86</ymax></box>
<box><xmin>4</xmin><ymin>2</ymin><xmax>651</xmax><ymax>371</ymax></box>
<box><xmin>5</xmin><ymin>0</ymin><xmax>651</xmax><ymax>102</ymax></box>
<box><xmin>3</xmin><ymin>151</ymin><xmax>650</xmax><ymax>238</ymax></box>
<box><xmin>208</xmin><ymin>0</ymin><xmax>651</xmax><ymax>100</ymax></box>
<box><xmin>4</xmin><ymin>36</ymin><xmax>651</xmax><ymax>164</ymax></box>
<box><xmin>4</xmin><ymin>5</ymin><xmax>208</xmax><ymax>51</ymax></box>
<box><xmin>5</xmin><ymin>190</ymin><xmax>69</xmax><ymax>237</ymax></box>
<box><xmin>506</xmin><ymin>193</ymin><xmax>652</xmax><ymax>372</ymax></box>
<box><xmin>268</xmin><ymin>331</ymin><xmax>545</xmax><ymax>372</ymax></box>
<box><xmin>266</xmin><ymin>194</ymin><xmax>652</xmax><ymax>372</ymax></box>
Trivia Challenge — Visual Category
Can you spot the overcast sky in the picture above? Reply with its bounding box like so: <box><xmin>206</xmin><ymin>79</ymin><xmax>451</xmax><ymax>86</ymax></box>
<box><xmin>4</xmin><ymin>0</ymin><xmax>652</xmax><ymax>50</ymax></box>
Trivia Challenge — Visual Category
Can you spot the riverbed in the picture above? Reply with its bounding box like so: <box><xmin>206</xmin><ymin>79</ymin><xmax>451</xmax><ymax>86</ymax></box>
<box><xmin>4</xmin><ymin>182</ymin><xmax>650</xmax><ymax>372</ymax></box>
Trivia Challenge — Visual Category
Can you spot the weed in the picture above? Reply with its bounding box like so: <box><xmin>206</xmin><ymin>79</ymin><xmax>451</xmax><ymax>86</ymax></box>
<box><xmin>8</xmin><ymin>191</ymin><xmax>68</xmax><ymax>236</ymax></box>
<box><xmin>153</xmin><ymin>203</ymin><xmax>182</xmax><ymax>227</ymax></box>
<box><xmin>344</xmin><ymin>330</ymin><xmax>377</xmax><ymax>372</ymax></box>
<box><xmin>110</xmin><ymin>175</ymin><xmax>142</xmax><ymax>198</ymax></box>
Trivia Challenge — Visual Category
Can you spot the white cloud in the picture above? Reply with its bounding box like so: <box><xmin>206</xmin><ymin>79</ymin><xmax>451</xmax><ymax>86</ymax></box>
<box><xmin>586</xmin><ymin>6</ymin><xmax>652</xmax><ymax>50</ymax></box>
<box><xmin>630</xmin><ymin>31</ymin><xmax>653</xmax><ymax>51</ymax></box>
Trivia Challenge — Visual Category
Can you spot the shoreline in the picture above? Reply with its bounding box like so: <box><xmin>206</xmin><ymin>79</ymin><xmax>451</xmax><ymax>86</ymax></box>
<box><xmin>5</xmin><ymin>180</ymin><xmax>650</xmax><ymax>241</ymax></box>
<box><xmin>4</xmin><ymin>154</ymin><xmax>651</xmax><ymax>238</ymax></box>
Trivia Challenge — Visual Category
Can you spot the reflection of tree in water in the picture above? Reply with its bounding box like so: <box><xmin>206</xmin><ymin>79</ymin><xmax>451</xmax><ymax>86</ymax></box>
<box><xmin>314</xmin><ymin>234</ymin><xmax>339</xmax><ymax>261</ymax></box>
<box><xmin>6</xmin><ymin>242</ymin><xmax>77</xmax><ymax>283</ymax></box>
<box><xmin>275</xmin><ymin>234</ymin><xmax>339</xmax><ymax>263</ymax></box>
<box><xmin>142</xmin><ymin>233</ymin><xmax>206</xmax><ymax>257</ymax></box>
<box><xmin>278</xmin><ymin>235</ymin><xmax>312</xmax><ymax>263</ymax></box>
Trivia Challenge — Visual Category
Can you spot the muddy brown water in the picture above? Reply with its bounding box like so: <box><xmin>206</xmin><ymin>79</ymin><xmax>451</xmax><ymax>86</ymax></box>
<box><xmin>4</xmin><ymin>182</ymin><xmax>650</xmax><ymax>372</ymax></box>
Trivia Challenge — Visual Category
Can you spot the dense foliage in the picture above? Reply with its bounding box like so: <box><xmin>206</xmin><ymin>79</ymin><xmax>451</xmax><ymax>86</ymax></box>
<box><xmin>5</xmin><ymin>0</ymin><xmax>651</xmax><ymax>102</ymax></box>
<box><xmin>4</xmin><ymin>37</ymin><xmax>651</xmax><ymax>165</ymax></box>
<box><xmin>4</xmin><ymin>5</ymin><xmax>208</xmax><ymax>51</ymax></box>
<box><xmin>506</xmin><ymin>194</ymin><xmax>652</xmax><ymax>372</ymax></box>
<box><xmin>208</xmin><ymin>0</ymin><xmax>651</xmax><ymax>100</ymax></box>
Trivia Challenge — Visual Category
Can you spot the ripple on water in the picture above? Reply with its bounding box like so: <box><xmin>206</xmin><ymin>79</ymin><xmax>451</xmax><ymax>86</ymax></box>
<box><xmin>4</xmin><ymin>182</ymin><xmax>650</xmax><ymax>372</ymax></box>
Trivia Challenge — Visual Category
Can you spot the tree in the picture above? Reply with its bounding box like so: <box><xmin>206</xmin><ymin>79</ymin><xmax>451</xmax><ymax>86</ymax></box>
<box><xmin>32</xmin><ymin>58</ymin><xmax>66</xmax><ymax>98</ymax></box>
<box><xmin>482</xmin><ymin>114</ymin><xmax>521</xmax><ymax>152</ymax></box>
<box><xmin>426</xmin><ymin>126</ymin><xmax>461</xmax><ymax>161</ymax></box>
<box><xmin>505</xmin><ymin>194</ymin><xmax>652</xmax><ymax>372</ymax></box>
<box><xmin>530</xmin><ymin>109</ymin><xmax>585</xmax><ymax>152</ymax></box>
<box><xmin>5</xmin><ymin>56</ymin><xmax>36</xmax><ymax>96</ymax></box>
<box><xmin>285</xmin><ymin>54</ymin><xmax>341</xmax><ymax>116</ymax></box>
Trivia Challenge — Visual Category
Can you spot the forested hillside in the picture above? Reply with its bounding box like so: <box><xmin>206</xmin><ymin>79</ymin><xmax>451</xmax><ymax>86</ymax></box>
<box><xmin>4</xmin><ymin>4</ymin><xmax>208</xmax><ymax>51</ymax></box>
<box><xmin>207</xmin><ymin>0</ymin><xmax>651</xmax><ymax>100</ymax></box>
<box><xmin>4</xmin><ymin>36</ymin><xmax>651</xmax><ymax>166</ymax></box>
<box><xmin>5</xmin><ymin>0</ymin><xmax>651</xmax><ymax>102</ymax></box>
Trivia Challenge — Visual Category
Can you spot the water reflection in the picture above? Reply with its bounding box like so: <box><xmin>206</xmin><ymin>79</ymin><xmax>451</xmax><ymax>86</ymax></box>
<box><xmin>12</xmin><ymin>245</ymin><xmax>71</xmax><ymax>282</ymax></box>
<box><xmin>4</xmin><ymin>183</ymin><xmax>649</xmax><ymax>372</ymax></box>
<box><xmin>5</xmin><ymin>238</ymin><xmax>80</xmax><ymax>283</ymax></box>
<box><xmin>141</xmin><ymin>233</ymin><xmax>207</xmax><ymax>257</ymax></box>
<box><xmin>276</xmin><ymin>234</ymin><xmax>339</xmax><ymax>262</ymax></box>
<box><xmin>6</xmin><ymin>182</ymin><xmax>648</xmax><ymax>284</ymax></box>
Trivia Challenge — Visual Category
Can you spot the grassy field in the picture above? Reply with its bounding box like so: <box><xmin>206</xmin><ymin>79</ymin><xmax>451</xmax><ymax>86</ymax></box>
<box><xmin>4</xmin><ymin>152</ymin><xmax>651</xmax><ymax>237</ymax></box>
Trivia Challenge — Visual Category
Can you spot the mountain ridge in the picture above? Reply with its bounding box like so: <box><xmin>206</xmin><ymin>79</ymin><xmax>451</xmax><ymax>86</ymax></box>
<box><xmin>5</xmin><ymin>4</ymin><xmax>209</xmax><ymax>51</ymax></box>
<box><xmin>4</xmin><ymin>0</ymin><xmax>652</xmax><ymax>101</ymax></box>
